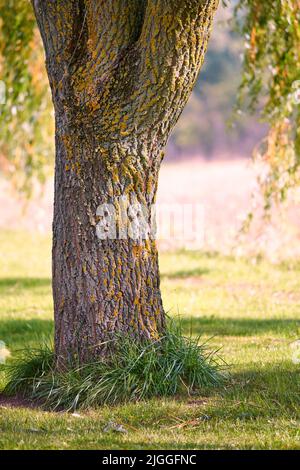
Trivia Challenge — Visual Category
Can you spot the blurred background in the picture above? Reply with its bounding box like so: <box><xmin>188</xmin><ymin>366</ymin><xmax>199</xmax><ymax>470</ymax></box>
<box><xmin>1</xmin><ymin>4</ymin><xmax>300</xmax><ymax>261</ymax></box>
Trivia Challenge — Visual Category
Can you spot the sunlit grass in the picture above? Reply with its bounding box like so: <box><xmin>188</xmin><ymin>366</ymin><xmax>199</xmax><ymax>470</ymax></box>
<box><xmin>0</xmin><ymin>230</ymin><xmax>299</xmax><ymax>449</ymax></box>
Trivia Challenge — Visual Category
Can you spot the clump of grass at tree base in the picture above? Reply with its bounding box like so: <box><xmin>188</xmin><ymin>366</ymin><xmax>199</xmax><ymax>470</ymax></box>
<box><xmin>2</xmin><ymin>322</ymin><xmax>226</xmax><ymax>411</ymax></box>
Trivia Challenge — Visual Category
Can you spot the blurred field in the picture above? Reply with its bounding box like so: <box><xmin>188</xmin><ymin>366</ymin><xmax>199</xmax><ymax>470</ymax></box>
<box><xmin>1</xmin><ymin>158</ymin><xmax>300</xmax><ymax>260</ymax></box>
<box><xmin>0</xmin><ymin>230</ymin><xmax>300</xmax><ymax>449</ymax></box>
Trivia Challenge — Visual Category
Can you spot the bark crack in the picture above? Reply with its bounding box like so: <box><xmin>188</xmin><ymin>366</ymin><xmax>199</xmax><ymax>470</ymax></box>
<box><xmin>67</xmin><ymin>0</ymin><xmax>88</xmax><ymax>68</ymax></box>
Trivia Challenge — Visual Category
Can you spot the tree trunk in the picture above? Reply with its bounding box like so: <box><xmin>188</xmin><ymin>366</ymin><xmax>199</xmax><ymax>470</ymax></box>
<box><xmin>32</xmin><ymin>0</ymin><xmax>219</xmax><ymax>365</ymax></box>
<box><xmin>53</xmin><ymin>119</ymin><xmax>166</xmax><ymax>363</ymax></box>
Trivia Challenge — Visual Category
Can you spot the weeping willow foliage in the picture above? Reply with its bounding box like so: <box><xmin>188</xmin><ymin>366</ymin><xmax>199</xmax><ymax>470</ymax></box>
<box><xmin>0</xmin><ymin>0</ymin><xmax>299</xmax><ymax>207</ymax></box>
<box><xmin>0</xmin><ymin>0</ymin><xmax>53</xmax><ymax>196</ymax></box>
<box><xmin>231</xmin><ymin>0</ymin><xmax>300</xmax><ymax>214</ymax></box>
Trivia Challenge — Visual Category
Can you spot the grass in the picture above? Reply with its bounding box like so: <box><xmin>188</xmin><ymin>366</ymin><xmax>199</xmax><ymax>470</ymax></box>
<box><xmin>3</xmin><ymin>328</ymin><xmax>223</xmax><ymax>410</ymax></box>
<box><xmin>0</xmin><ymin>229</ymin><xmax>300</xmax><ymax>449</ymax></box>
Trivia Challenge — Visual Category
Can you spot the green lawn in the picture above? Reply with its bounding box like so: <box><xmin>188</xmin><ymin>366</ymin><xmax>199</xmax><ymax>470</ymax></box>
<box><xmin>0</xmin><ymin>229</ymin><xmax>299</xmax><ymax>449</ymax></box>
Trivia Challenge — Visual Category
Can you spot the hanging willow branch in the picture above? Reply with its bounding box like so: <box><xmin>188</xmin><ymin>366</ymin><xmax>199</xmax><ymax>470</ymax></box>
<box><xmin>231</xmin><ymin>0</ymin><xmax>300</xmax><ymax>216</ymax></box>
<box><xmin>0</xmin><ymin>0</ymin><xmax>53</xmax><ymax>196</ymax></box>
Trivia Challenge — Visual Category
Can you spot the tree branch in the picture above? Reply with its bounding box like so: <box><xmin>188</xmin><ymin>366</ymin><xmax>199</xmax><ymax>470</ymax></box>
<box><xmin>84</xmin><ymin>0</ymin><xmax>146</xmax><ymax>77</ymax></box>
<box><xmin>32</xmin><ymin>1</ymin><xmax>148</xmax><ymax>107</ymax></box>
<box><xmin>92</xmin><ymin>0</ymin><xmax>219</xmax><ymax>141</ymax></box>
<box><xmin>132</xmin><ymin>0</ymin><xmax>220</xmax><ymax>139</ymax></box>
<box><xmin>32</xmin><ymin>1</ymin><xmax>146</xmax><ymax>76</ymax></box>
<box><xmin>31</xmin><ymin>1</ymin><xmax>78</xmax><ymax>66</ymax></box>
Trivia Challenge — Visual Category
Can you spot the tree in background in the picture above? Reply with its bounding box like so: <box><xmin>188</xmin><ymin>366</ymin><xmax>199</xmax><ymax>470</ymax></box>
<box><xmin>0</xmin><ymin>1</ymin><xmax>299</xmax><ymax>366</ymax></box>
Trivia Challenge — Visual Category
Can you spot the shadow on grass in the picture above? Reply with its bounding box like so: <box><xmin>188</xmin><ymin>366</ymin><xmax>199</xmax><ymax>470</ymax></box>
<box><xmin>0</xmin><ymin>277</ymin><xmax>51</xmax><ymax>292</ymax></box>
<box><xmin>179</xmin><ymin>316</ymin><xmax>299</xmax><ymax>336</ymax></box>
<box><xmin>1</xmin><ymin>315</ymin><xmax>298</xmax><ymax>346</ymax></box>
<box><xmin>72</xmin><ymin>365</ymin><xmax>300</xmax><ymax>449</ymax></box>
<box><xmin>0</xmin><ymin>318</ymin><xmax>53</xmax><ymax>346</ymax></box>
<box><xmin>161</xmin><ymin>267</ymin><xmax>210</xmax><ymax>279</ymax></box>
<box><xmin>212</xmin><ymin>364</ymin><xmax>300</xmax><ymax>420</ymax></box>
<box><xmin>229</xmin><ymin>365</ymin><xmax>300</xmax><ymax>395</ymax></box>
<box><xmin>161</xmin><ymin>364</ymin><xmax>300</xmax><ymax>424</ymax></box>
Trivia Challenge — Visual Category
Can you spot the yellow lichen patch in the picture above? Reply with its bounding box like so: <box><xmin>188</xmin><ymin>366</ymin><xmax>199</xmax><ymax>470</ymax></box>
<box><xmin>59</xmin><ymin>297</ymin><xmax>65</xmax><ymax>310</ymax></box>
<box><xmin>61</xmin><ymin>135</ymin><xmax>73</xmax><ymax>161</ymax></box>
<box><xmin>144</xmin><ymin>239</ymin><xmax>153</xmax><ymax>254</ymax></box>
<box><xmin>75</xmin><ymin>161</ymin><xmax>81</xmax><ymax>176</ymax></box>
<box><xmin>132</xmin><ymin>245</ymin><xmax>144</xmax><ymax>258</ymax></box>
<box><xmin>117</xmin><ymin>265</ymin><xmax>122</xmax><ymax>275</ymax></box>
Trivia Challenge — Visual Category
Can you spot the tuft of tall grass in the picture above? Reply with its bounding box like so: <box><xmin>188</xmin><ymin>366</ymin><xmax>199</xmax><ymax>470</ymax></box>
<box><xmin>2</xmin><ymin>325</ymin><xmax>226</xmax><ymax>411</ymax></box>
<box><xmin>3</xmin><ymin>343</ymin><xmax>54</xmax><ymax>395</ymax></box>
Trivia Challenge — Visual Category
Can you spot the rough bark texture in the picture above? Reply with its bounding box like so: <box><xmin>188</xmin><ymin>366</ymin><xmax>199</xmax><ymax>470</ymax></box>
<box><xmin>32</xmin><ymin>0</ymin><xmax>219</xmax><ymax>365</ymax></box>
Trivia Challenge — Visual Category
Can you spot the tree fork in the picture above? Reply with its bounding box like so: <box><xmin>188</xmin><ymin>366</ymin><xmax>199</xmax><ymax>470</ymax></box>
<box><xmin>32</xmin><ymin>0</ymin><xmax>219</xmax><ymax>365</ymax></box>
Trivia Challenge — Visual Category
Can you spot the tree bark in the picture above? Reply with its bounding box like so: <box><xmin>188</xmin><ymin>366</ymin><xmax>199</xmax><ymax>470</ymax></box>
<box><xmin>32</xmin><ymin>0</ymin><xmax>219</xmax><ymax>365</ymax></box>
